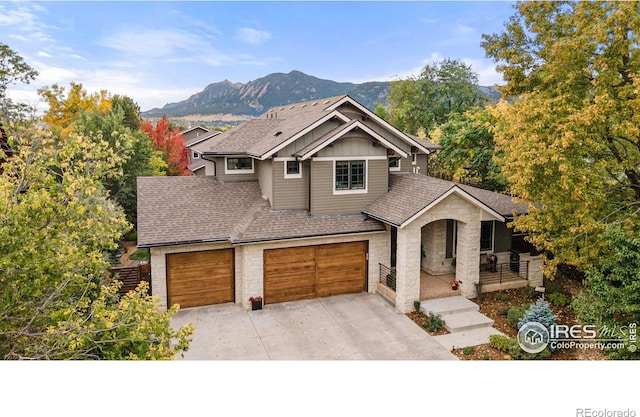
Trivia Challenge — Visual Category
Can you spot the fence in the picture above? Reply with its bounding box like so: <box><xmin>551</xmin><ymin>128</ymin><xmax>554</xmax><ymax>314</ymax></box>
<box><xmin>108</xmin><ymin>263</ymin><xmax>151</xmax><ymax>296</ymax></box>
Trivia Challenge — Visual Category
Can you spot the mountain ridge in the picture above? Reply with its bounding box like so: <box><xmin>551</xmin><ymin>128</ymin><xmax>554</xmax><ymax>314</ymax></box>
<box><xmin>142</xmin><ymin>70</ymin><xmax>501</xmax><ymax>120</ymax></box>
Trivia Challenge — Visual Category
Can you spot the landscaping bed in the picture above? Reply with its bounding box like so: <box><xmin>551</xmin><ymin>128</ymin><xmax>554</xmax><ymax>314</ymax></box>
<box><xmin>410</xmin><ymin>273</ymin><xmax>609</xmax><ymax>360</ymax></box>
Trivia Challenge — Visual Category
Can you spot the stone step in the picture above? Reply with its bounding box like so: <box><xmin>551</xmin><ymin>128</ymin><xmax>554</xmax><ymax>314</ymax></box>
<box><xmin>434</xmin><ymin>327</ymin><xmax>505</xmax><ymax>351</ymax></box>
<box><xmin>419</xmin><ymin>296</ymin><xmax>479</xmax><ymax>316</ymax></box>
<box><xmin>441</xmin><ymin>310</ymin><xmax>495</xmax><ymax>333</ymax></box>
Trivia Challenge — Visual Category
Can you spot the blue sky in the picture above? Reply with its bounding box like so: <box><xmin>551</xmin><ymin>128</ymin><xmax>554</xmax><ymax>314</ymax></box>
<box><xmin>2</xmin><ymin>1</ymin><xmax>517</xmax><ymax>112</ymax></box>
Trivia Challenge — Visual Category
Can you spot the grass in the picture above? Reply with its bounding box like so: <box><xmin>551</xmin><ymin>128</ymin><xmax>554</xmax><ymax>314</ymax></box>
<box><xmin>129</xmin><ymin>248</ymin><xmax>150</xmax><ymax>261</ymax></box>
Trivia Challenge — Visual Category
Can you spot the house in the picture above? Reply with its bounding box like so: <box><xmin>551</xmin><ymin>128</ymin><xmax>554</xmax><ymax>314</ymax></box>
<box><xmin>179</xmin><ymin>126</ymin><xmax>221</xmax><ymax>175</ymax></box>
<box><xmin>137</xmin><ymin>95</ymin><xmax>543</xmax><ymax>313</ymax></box>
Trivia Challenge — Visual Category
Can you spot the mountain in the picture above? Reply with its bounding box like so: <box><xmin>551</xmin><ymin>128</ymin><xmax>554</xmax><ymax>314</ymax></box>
<box><xmin>142</xmin><ymin>70</ymin><xmax>500</xmax><ymax>119</ymax></box>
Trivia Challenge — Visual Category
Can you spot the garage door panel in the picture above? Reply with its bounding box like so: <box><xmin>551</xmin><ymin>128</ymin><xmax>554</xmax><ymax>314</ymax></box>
<box><xmin>167</xmin><ymin>249</ymin><xmax>234</xmax><ymax>308</ymax></box>
<box><xmin>264</xmin><ymin>241</ymin><xmax>366</xmax><ymax>304</ymax></box>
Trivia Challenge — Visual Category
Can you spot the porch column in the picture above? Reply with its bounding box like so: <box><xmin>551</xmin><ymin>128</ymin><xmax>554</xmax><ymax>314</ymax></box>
<box><xmin>394</xmin><ymin>224</ymin><xmax>421</xmax><ymax>313</ymax></box>
<box><xmin>455</xmin><ymin>221</ymin><xmax>481</xmax><ymax>298</ymax></box>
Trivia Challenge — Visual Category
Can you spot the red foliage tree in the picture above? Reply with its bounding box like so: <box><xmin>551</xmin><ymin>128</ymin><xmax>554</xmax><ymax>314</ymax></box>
<box><xmin>141</xmin><ymin>117</ymin><xmax>190</xmax><ymax>176</ymax></box>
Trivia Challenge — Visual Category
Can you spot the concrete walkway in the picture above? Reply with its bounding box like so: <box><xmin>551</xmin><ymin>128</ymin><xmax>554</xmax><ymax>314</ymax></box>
<box><xmin>419</xmin><ymin>296</ymin><xmax>505</xmax><ymax>351</ymax></box>
<box><xmin>171</xmin><ymin>293</ymin><xmax>457</xmax><ymax>360</ymax></box>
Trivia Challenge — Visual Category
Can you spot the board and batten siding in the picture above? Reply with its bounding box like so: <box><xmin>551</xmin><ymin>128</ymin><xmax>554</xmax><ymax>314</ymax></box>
<box><xmin>257</xmin><ymin>159</ymin><xmax>273</xmax><ymax>202</ymax></box>
<box><xmin>397</xmin><ymin>153</ymin><xmax>429</xmax><ymax>175</ymax></box>
<box><xmin>317</xmin><ymin>132</ymin><xmax>387</xmax><ymax>158</ymax></box>
<box><xmin>278</xmin><ymin>119</ymin><xmax>341</xmax><ymax>156</ymax></box>
<box><xmin>272</xmin><ymin>160</ymin><xmax>309</xmax><ymax>210</ymax></box>
<box><xmin>361</xmin><ymin>117</ymin><xmax>412</xmax><ymax>155</ymax></box>
<box><xmin>310</xmin><ymin>158</ymin><xmax>388</xmax><ymax>216</ymax></box>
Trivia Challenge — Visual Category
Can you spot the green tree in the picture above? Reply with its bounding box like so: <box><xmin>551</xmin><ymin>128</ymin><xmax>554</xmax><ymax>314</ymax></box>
<box><xmin>111</xmin><ymin>94</ymin><xmax>142</xmax><ymax>131</ymax></box>
<box><xmin>0</xmin><ymin>43</ymin><xmax>38</xmax><ymax>122</ymax></box>
<box><xmin>74</xmin><ymin>106</ymin><xmax>156</xmax><ymax>223</ymax></box>
<box><xmin>482</xmin><ymin>1</ymin><xmax>640</xmax><ymax>272</ymax></box>
<box><xmin>573</xmin><ymin>227</ymin><xmax>640</xmax><ymax>360</ymax></box>
<box><xmin>387</xmin><ymin>58</ymin><xmax>485</xmax><ymax>135</ymax></box>
<box><xmin>430</xmin><ymin>108</ymin><xmax>507</xmax><ymax>192</ymax></box>
<box><xmin>0</xmin><ymin>121</ymin><xmax>192</xmax><ymax>360</ymax></box>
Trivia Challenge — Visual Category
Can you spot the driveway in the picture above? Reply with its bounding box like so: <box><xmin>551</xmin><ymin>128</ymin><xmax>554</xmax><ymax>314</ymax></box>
<box><xmin>171</xmin><ymin>293</ymin><xmax>457</xmax><ymax>360</ymax></box>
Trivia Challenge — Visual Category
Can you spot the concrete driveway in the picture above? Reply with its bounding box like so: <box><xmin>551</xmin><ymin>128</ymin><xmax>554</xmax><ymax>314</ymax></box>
<box><xmin>171</xmin><ymin>293</ymin><xmax>457</xmax><ymax>360</ymax></box>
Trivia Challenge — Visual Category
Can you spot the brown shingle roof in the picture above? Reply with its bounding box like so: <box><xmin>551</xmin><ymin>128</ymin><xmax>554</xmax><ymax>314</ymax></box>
<box><xmin>193</xmin><ymin>95</ymin><xmax>349</xmax><ymax>158</ymax></box>
<box><xmin>137</xmin><ymin>176</ymin><xmax>385</xmax><ymax>247</ymax></box>
<box><xmin>363</xmin><ymin>173</ymin><xmax>528</xmax><ymax>227</ymax></box>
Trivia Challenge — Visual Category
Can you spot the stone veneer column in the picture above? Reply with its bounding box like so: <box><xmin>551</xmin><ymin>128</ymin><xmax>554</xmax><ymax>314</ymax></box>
<box><xmin>455</xmin><ymin>221</ymin><xmax>481</xmax><ymax>298</ymax></box>
<box><xmin>394</xmin><ymin>224</ymin><xmax>421</xmax><ymax>313</ymax></box>
<box><xmin>520</xmin><ymin>253</ymin><xmax>544</xmax><ymax>288</ymax></box>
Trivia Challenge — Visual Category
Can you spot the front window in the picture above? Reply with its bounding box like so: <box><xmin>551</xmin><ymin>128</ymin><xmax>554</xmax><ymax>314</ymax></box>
<box><xmin>225</xmin><ymin>157</ymin><xmax>254</xmax><ymax>174</ymax></box>
<box><xmin>480</xmin><ymin>221</ymin><xmax>494</xmax><ymax>252</ymax></box>
<box><xmin>335</xmin><ymin>160</ymin><xmax>365</xmax><ymax>190</ymax></box>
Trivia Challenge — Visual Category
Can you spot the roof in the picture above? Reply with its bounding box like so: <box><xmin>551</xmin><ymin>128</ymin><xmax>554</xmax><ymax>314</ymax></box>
<box><xmin>407</xmin><ymin>134</ymin><xmax>443</xmax><ymax>151</ymax></box>
<box><xmin>192</xmin><ymin>94</ymin><xmax>437</xmax><ymax>159</ymax></box>
<box><xmin>137</xmin><ymin>177</ymin><xmax>385</xmax><ymax>247</ymax></box>
<box><xmin>192</xmin><ymin>95</ymin><xmax>350</xmax><ymax>158</ymax></box>
<box><xmin>185</xmin><ymin>130</ymin><xmax>221</xmax><ymax>148</ymax></box>
<box><xmin>363</xmin><ymin>173</ymin><xmax>528</xmax><ymax>228</ymax></box>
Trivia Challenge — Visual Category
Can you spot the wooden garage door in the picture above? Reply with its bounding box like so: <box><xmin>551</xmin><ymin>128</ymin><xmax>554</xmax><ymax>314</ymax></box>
<box><xmin>166</xmin><ymin>249</ymin><xmax>234</xmax><ymax>308</ymax></box>
<box><xmin>264</xmin><ymin>241</ymin><xmax>367</xmax><ymax>304</ymax></box>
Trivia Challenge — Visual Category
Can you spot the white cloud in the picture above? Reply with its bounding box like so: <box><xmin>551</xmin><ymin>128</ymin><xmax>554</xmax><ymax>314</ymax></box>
<box><xmin>100</xmin><ymin>29</ymin><xmax>202</xmax><ymax>58</ymax></box>
<box><xmin>455</xmin><ymin>23</ymin><xmax>475</xmax><ymax>35</ymax></box>
<box><xmin>461</xmin><ymin>58</ymin><xmax>504</xmax><ymax>86</ymax></box>
<box><xmin>235</xmin><ymin>27</ymin><xmax>271</xmax><ymax>45</ymax></box>
<box><xmin>0</xmin><ymin>5</ymin><xmax>39</xmax><ymax>27</ymax></box>
<box><xmin>37</xmin><ymin>51</ymin><xmax>52</xmax><ymax>58</ymax></box>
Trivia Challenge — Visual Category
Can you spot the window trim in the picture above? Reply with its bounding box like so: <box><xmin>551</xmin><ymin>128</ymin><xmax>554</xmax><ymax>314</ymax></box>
<box><xmin>412</xmin><ymin>153</ymin><xmax>418</xmax><ymax>165</ymax></box>
<box><xmin>333</xmin><ymin>159</ymin><xmax>368</xmax><ymax>195</ymax></box>
<box><xmin>284</xmin><ymin>159</ymin><xmax>302</xmax><ymax>179</ymax></box>
<box><xmin>224</xmin><ymin>156</ymin><xmax>254</xmax><ymax>174</ymax></box>
<box><xmin>193</xmin><ymin>151</ymin><xmax>200</xmax><ymax>159</ymax></box>
<box><xmin>389</xmin><ymin>156</ymin><xmax>401</xmax><ymax>172</ymax></box>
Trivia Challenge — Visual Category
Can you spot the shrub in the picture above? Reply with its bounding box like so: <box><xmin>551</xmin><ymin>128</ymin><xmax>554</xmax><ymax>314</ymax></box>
<box><xmin>520</xmin><ymin>286</ymin><xmax>537</xmax><ymax>300</ymax></box>
<box><xmin>517</xmin><ymin>299</ymin><xmax>558</xmax><ymax>330</ymax></box>
<box><xmin>413</xmin><ymin>300</ymin><xmax>421</xmax><ymax>313</ymax></box>
<box><xmin>462</xmin><ymin>346</ymin><xmax>474</xmax><ymax>355</ymax></box>
<box><xmin>543</xmin><ymin>278</ymin><xmax>565</xmax><ymax>295</ymax></box>
<box><xmin>494</xmin><ymin>293</ymin><xmax>510</xmax><ymax>302</ymax></box>
<box><xmin>548</xmin><ymin>292</ymin><xmax>569</xmax><ymax>307</ymax></box>
<box><xmin>489</xmin><ymin>334</ymin><xmax>513</xmax><ymax>351</ymax></box>
<box><xmin>489</xmin><ymin>334</ymin><xmax>551</xmax><ymax>360</ymax></box>
<box><xmin>422</xmin><ymin>311</ymin><xmax>445</xmax><ymax>332</ymax></box>
<box><xmin>498</xmin><ymin>307</ymin><xmax>510</xmax><ymax>317</ymax></box>
<box><xmin>507</xmin><ymin>306</ymin><xmax>528</xmax><ymax>329</ymax></box>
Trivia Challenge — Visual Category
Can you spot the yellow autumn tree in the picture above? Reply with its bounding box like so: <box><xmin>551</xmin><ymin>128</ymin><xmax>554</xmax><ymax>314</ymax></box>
<box><xmin>38</xmin><ymin>82</ymin><xmax>111</xmax><ymax>137</ymax></box>
<box><xmin>482</xmin><ymin>1</ymin><xmax>640</xmax><ymax>273</ymax></box>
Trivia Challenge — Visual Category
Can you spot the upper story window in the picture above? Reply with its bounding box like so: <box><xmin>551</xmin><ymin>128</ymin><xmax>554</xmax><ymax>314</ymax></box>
<box><xmin>193</xmin><ymin>152</ymin><xmax>200</xmax><ymax>159</ymax></box>
<box><xmin>335</xmin><ymin>160</ymin><xmax>366</xmax><ymax>192</ymax></box>
<box><xmin>412</xmin><ymin>153</ymin><xmax>417</xmax><ymax>165</ymax></box>
<box><xmin>225</xmin><ymin>157</ymin><xmax>254</xmax><ymax>174</ymax></box>
<box><xmin>284</xmin><ymin>160</ymin><xmax>302</xmax><ymax>179</ymax></box>
<box><xmin>389</xmin><ymin>157</ymin><xmax>401</xmax><ymax>171</ymax></box>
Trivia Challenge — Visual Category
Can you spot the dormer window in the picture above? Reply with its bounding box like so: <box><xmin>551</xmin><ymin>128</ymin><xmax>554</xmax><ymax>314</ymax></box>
<box><xmin>389</xmin><ymin>157</ymin><xmax>401</xmax><ymax>171</ymax></box>
<box><xmin>225</xmin><ymin>157</ymin><xmax>254</xmax><ymax>174</ymax></box>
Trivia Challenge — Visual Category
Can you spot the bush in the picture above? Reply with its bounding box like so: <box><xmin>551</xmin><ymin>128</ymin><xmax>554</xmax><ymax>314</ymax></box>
<box><xmin>489</xmin><ymin>334</ymin><xmax>551</xmax><ymax>360</ymax></box>
<box><xmin>494</xmin><ymin>293</ymin><xmax>510</xmax><ymax>302</ymax></box>
<box><xmin>543</xmin><ymin>278</ymin><xmax>565</xmax><ymax>296</ymax></box>
<box><xmin>517</xmin><ymin>299</ymin><xmax>558</xmax><ymax>330</ymax></box>
<box><xmin>548</xmin><ymin>292</ymin><xmax>569</xmax><ymax>307</ymax></box>
<box><xmin>124</xmin><ymin>228</ymin><xmax>137</xmax><ymax>242</ymax></box>
<box><xmin>520</xmin><ymin>286</ymin><xmax>537</xmax><ymax>300</ymax></box>
<box><xmin>507</xmin><ymin>306</ymin><xmax>528</xmax><ymax>329</ymax></box>
<box><xmin>422</xmin><ymin>311</ymin><xmax>445</xmax><ymax>332</ymax></box>
<box><xmin>413</xmin><ymin>300</ymin><xmax>421</xmax><ymax>313</ymax></box>
<box><xmin>498</xmin><ymin>307</ymin><xmax>510</xmax><ymax>317</ymax></box>
<box><xmin>462</xmin><ymin>346</ymin><xmax>474</xmax><ymax>355</ymax></box>
<box><xmin>489</xmin><ymin>334</ymin><xmax>513</xmax><ymax>351</ymax></box>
